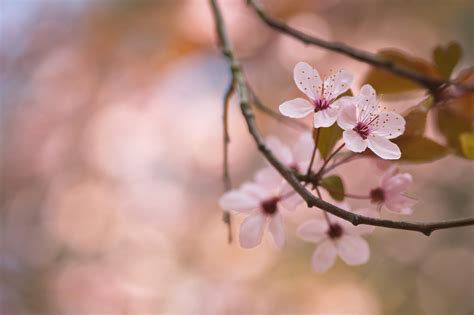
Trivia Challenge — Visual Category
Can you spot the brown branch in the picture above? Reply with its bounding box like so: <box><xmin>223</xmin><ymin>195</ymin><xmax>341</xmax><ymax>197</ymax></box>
<box><xmin>247</xmin><ymin>85</ymin><xmax>309</xmax><ymax>131</ymax></box>
<box><xmin>210</xmin><ymin>0</ymin><xmax>474</xmax><ymax>236</ymax></box>
<box><xmin>247</xmin><ymin>0</ymin><xmax>474</xmax><ymax>92</ymax></box>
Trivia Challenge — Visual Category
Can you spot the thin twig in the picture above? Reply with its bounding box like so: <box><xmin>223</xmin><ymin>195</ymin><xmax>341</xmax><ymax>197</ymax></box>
<box><xmin>247</xmin><ymin>85</ymin><xmax>309</xmax><ymax>131</ymax></box>
<box><xmin>222</xmin><ymin>78</ymin><xmax>235</xmax><ymax>243</ymax></box>
<box><xmin>210</xmin><ymin>0</ymin><xmax>474</xmax><ymax>236</ymax></box>
<box><xmin>317</xmin><ymin>143</ymin><xmax>345</xmax><ymax>175</ymax></box>
<box><xmin>306</xmin><ymin>128</ymin><xmax>319</xmax><ymax>176</ymax></box>
<box><xmin>247</xmin><ymin>0</ymin><xmax>474</xmax><ymax>92</ymax></box>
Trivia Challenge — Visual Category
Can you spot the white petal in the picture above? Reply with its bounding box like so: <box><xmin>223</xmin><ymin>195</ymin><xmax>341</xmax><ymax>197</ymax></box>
<box><xmin>336</xmin><ymin>235</ymin><xmax>370</xmax><ymax>266</ymax></box>
<box><xmin>313</xmin><ymin>106</ymin><xmax>339</xmax><ymax>128</ymax></box>
<box><xmin>269</xmin><ymin>212</ymin><xmax>285</xmax><ymax>249</ymax></box>
<box><xmin>343</xmin><ymin>129</ymin><xmax>368</xmax><ymax>152</ymax></box>
<box><xmin>311</xmin><ymin>240</ymin><xmax>338</xmax><ymax>273</ymax></box>
<box><xmin>239</xmin><ymin>212</ymin><xmax>266</xmax><ymax>248</ymax></box>
<box><xmin>266</xmin><ymin>136</ymin><xmax>294</xmax><ymax>166</ymax></box>
<box><xmin>337</xmin><ymin>103</ymin><xmax>358</xmax><ymax>130</ymax></box>
<box><xmin>323</xmin><ymin>69</ymin><xmax>353</xmax><ymax>100</ymax></box>
<box><xmin>371</xmin><ymin>112</ymin><xmax>406</xmax><ymax>139</ymax></box>
<box><xmin>355</xmin><ymin>84</ymin><xmax>378</xmax><ymax>117</ymax></box>
<box><xmin>293</xmin><ymin>61</ymin><xmax>322</xmax><ymax>100</ymax></box>
<box><xmin>218</xmin><ymin>190</ymin><xmax>259</xmax><ymax>214</ymax></box>
<box><xmin>367</xmin><ymin>135</ymin><xmax>401</xmax><ymax>160</ymax></box>
<box><xmin>297</xmin><ymin>220</ymin><xmax>328</xmax><ymax>243</ymax></box>
<box><xmin>279</xmin><ymin>98</ymin><xmax>314</xmax><ymax>118</ymax></box>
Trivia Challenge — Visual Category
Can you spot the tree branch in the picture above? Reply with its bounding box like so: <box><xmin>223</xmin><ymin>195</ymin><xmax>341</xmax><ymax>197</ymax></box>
<box><xmin>210</xmin><ymin>0</ymin><xmax>474</xmax><ymax>236</ymax></box>
<box><xmin>247</xmin><ymin>0</ymin><xmax>474</xmax><ymax>92</ymax></box>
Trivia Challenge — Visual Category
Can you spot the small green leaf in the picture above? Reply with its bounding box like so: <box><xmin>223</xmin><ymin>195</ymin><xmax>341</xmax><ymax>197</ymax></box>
<box><xmin>460</xmin><ymin>132</ymin><xmax>474</xmax><ymax>160</ymax></box>
<box><xmin>337</xmin><ymin>88</ymin><xmax>353</xmax><ymax>98</ymax></box>
<box><xmin>393</xmin><ymin>136</ymin><xmax>449</xmax><ymax>162</ymax></box>
<box><xmin>433</xmin><ymin>42</ymin><xmax>462</xmax><ymax>79</ymax></box>
<box><xmin>316</xmin><ymin>124</ymin><xmax>343</xmax><ymax>159</ymax></box>
<box><xmin>403</xmin><ymin>97</ymin><xmax>433</xmax><ymax>137</ymax></box>
<box><xmin>320</xmin><ymin>175</ymin><xmax>345</xmax><ymax>201</ymax></box>
<box><xmin>364</xmin><ymin>49</ymin><xmax>439</xmax><ymax>94</ymax></box>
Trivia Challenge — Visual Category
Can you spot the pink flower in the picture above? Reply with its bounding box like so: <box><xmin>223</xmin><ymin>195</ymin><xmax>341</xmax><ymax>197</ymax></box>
<box><xmin>266</xmin><ymin>132</ymin><xmax>318</xmax><ymax>173</ymax></box>
<box><xmin>337</xmin><ymin>84</ymin><xmax>405</xmax><ymax>160</ymax></box>
<box><xmin>370</xmin><ymin>166</ymin><xmax>417</xmax><ymax>214</ymax></box>
<box><xmin>218</xmin><ymin>168</ymin><xmax>302</xmax><ymax>249</ymax></box>
<box><xmin>279</xmin><ymin>62</ymin><xmax>353</xmax><ymax>128</ymax></box>
<box><xmin>297</xmin><ymin>205</ymin><xmax>375</xmax><ymax>273</ymax></box>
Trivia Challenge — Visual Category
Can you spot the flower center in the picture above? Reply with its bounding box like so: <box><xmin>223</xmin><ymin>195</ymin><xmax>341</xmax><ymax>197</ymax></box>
<box><xmin>353</xmin><ymin>122</ymin><xmax>371</xmax><ymax>140</ymax></box>
<box><xmin>260</xmin><ymin>197</ymin><xmax>280</xmax><ymax>216</ymax></box>
<box><xmin>370</xmin><ymin>187</ymin><xmax>385</xmax><ymax>203</ymax></box>
<box><xmin>327</xmin><ymin>223</ymin><xmax>343</xmax><ymax>239</ymax></box>
<box><xmin>314</xmin><ymin>98</ymin><xmax>331</xmax><ymax>112</ymax></box>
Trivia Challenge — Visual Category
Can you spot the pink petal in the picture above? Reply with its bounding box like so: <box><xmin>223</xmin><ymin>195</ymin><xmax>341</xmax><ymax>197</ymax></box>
<box><xmin>297</xmin><ymin>220</ymin><xmax>328</xmax><ymax>243</ymax></box>
<box><xmin>279</xmin><ymin>98</ymin><xmax>314</xmax><ymax>118</ymax></box>
<box><xmin>336</xmin><ymin>235</ymin><xmax>370</xmax><ymax>266</ymax></box>
<box><xmin>239</xmin><ymin>212</ymin><xmax>266</xmax><ymax>248</ymax></box>
<box><xmin>384</xmin><ymin>194</ymin><xmax>417</xmax><ymax>214</ymax></box>
<box><xmin>292</xmin><ymin>132</ymin><xmax>315</xmax><ymax>171</ymax></box>
<box><xmin>343</xmin><ymin>129</ymin><xmax>368</xmax><ymax>152</ymax></box>
<box><xmin>372</xmin><ymin>112</ymin><xmax>405</xmax><ymax>139</ymax></box>
<box><xmin>218</xmin><ymin>189</ymin><xmax>260</xmax><ymax>214</ymax></box>
<box><xmin>323</xmin><ymin>69</ymin><xmax>353</xmax><ymax>100</ymax></box>
<box><xmin>336</xmin><ymin>101</ymin><xmax>358</xmax><ymax>130</ymax></box>
<box><xmin>380</xmin><ymin>165</ymin><xmax>399</xmax><ymax>187</ymax></box>
<box><xmin>293</xmin><ymin>61</ymin><xmax>322</xmax><ymax>101</ymax></box>
<box><xmin>383</xmin><ymin>173</ymin><xmax>413</xmax><ymax>194</ymax></box>
<box><xmin>313</xmin><ymin>106</ymin><xmax>339</xmax><ymax>128</ymax></box>
<box><xmin>241</xmin><ymin>180</ymin><xmax>273</xmax><ymax>201</ymax></box>
<box><xmin>367</xmin><ymin>135</ymin><xmax>401</xmax><ymax>160</ymax></box>
<box><xmin>266</xmin><ymin>136</ymin><xmax>294</xmax><ymax>166</ymax></box>
<box><xmin>268</xmin><ymin>212</ymin><xmax>285</xmax><ymax>249</ymax></box>
<box><xmin>311</xmin><ymin>240</ymin><xmax>337</xmax><ymax>273</ymax></box>
<box><xmin>278</xmin><ymin>184</ymin><xmax>303</xmax><ymax>211</ymax></box>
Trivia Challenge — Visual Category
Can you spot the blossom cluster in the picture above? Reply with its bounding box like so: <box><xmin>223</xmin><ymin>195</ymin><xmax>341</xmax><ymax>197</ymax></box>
<box><xmin>219</xmin><ymin>62</ymin><xmax>416</xmax><ymax>273</ymax></box>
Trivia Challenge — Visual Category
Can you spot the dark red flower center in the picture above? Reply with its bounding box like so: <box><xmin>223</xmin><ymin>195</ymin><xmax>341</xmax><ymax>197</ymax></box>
<box><xmin>370</xmin><ymin>187</ymin><xmax>385</xmax><ymax>203</ymax></box>
<box><xmin>314</xmin><ymin>98</ymin><xmax>331</xmax><ymax>112</ymax></box>
<box><xmin>260</xmin><ymin>197</ymin><xmax>280</xmax><ymax>216</ymax></box>
<box><xmin>327</xmin><ymin>223</ymin><xmax>343</xmax><ymax>239</ymax></box>
<box><xmin>353</xmin><ymin>122</ymin><xmax>371</xmax><ymax>140</ymax></box>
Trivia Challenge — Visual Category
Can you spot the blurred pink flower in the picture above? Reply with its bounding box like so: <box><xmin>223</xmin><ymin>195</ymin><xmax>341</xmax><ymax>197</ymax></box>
<box><xmin>279</xmin><ymin>62</ymin><xmax>353</xmax><ymax>128</ymax></box>
<box><xmin>371</xmin><ymin>166</ymin><xmax>417</xmax><ymax>214</ymax></box>
<box><xmin>266</xmin><ymin>133</ymin><xmax>317</xmax><ymax>173</ymax></box>
<box><xmin>337</xmin><ymin>84</ymin><xmax>405</xmax><ymax>160</ymax></box>
<box><xmin>219</xmin><ymin>168</ymin><xmax>302</xmax><ymax>249</ymax></box>
<box><xmin>297</xmin><ymin>205</ymin><xmax>375</xmax><ymax>273</ymax></box>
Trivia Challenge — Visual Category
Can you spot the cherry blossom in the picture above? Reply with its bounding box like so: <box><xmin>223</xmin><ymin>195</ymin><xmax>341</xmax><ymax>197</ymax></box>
<box><xmin>218</xmin><ymin>168</ymin><xmax>303</xmax><ymax>249</ymax></box>
<box><xmin>297</xmin><ymin>204</ymin><xmax>375</xmax><ymax>273</ymax></box>
<box><xmin>279</xmin><ymin>62</ymin><xmax>353</xmax><ymax>128</ymax></box>
<box><xmin>266</xmin><ymin>132</ymin><xmax>318</xmax><ymax>173</ymax></box>
<box><xmin>337</xmin><ymin>84</ymin><xmax>406</xmax><ymax>160</ymax></box>
<box><xmin>370</xmin><ymin>166</ymin><xmax>417</xmax><ymax>214</ymax></box>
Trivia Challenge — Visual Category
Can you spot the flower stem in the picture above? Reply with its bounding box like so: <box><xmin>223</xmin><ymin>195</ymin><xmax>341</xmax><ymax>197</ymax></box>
<box><xmin>315</xmin><ymin>186</ymin><xmax>332</xmax><ymax>225</ymax></box>
<box><xmin>344</xmin><ymin>193</ymin><xmax>371</xmax><ymax>199</ymax></box>
<box><xmin>317</xmin><ymin>143</ymin><xmax>345</xmax><ymax>175</ymax></box>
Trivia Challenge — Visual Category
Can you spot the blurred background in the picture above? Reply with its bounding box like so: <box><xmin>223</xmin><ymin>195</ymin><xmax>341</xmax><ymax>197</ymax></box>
<box><xmin>1</xmin><ymin>0</ymin><xmax>473</xmax><ymax>314</ymax></box>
